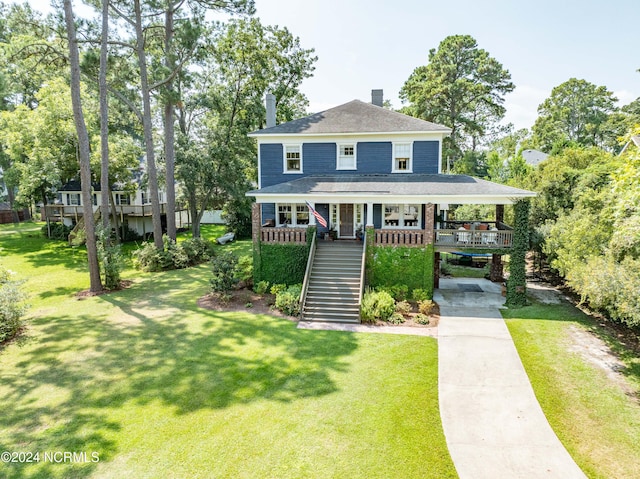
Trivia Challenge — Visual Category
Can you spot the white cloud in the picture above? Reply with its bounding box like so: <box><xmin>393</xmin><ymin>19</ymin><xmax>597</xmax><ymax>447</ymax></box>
<box><xmin>502</xmin><ymin>85</ymin><xmax>550</xmax><ymax>131</ymax></box>
<box><xmin>613</xmin><ymin>89</ymin><xmax>638</xmax><ymax>107</ymax></box>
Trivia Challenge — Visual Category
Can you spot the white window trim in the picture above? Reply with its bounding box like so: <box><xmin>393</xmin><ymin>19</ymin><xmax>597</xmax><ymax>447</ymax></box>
<box><xmin>68</xmin><ymin>193</ymin><xmax>81</xmax><ymax>206</ymax></box>
<box><xmin>283</xmin><ymin>144</ymin><xmax>303</xmax><ymax>174</ymax></box>
<box><xmin>276</xmin><ymin>202</ymin><xmax>309</xmax><ymax>227</ymax></box>
<box><xmin>382</xmin><ymin>203</ymin><xmax>422</xmax><ymax>229</ymax></box>
<box><xmin>392</xmin><ymin>142</ymin><xmax>413</xmax><ymax>173</ymax></box>
<box><xmin>336</xmin><ymin>143</ymin><xmax>357</xmax><ymax>170</ymax></box>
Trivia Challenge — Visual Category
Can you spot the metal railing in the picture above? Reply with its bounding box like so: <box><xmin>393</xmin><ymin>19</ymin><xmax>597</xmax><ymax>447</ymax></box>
<box><xmin>299</xmin><ymin>233</ymin><xmax>317</xmax><ymax>318</ymax></box>
<box><xmin>434</xmin><ymin>229</ymin><xmax>513</xmax><ymax>248</ymax></box>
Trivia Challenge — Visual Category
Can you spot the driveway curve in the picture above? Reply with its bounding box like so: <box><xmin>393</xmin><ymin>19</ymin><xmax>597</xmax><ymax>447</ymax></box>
<box><xmin>435</xmin><ymin>278</ymin><xmax>586</xmax><ymax>479</ymax></box>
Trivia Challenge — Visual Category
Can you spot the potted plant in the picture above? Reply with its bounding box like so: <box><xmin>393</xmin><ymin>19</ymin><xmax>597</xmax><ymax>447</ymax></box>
<box><xmin>355</xmin><ymin>225</ymin><xmax>364</xmax><ymax>241</ymax></box>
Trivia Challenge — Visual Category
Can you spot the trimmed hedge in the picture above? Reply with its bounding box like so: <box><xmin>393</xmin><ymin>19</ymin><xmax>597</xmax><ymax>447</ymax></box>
<box><xmin>366</xmin><ymin>244</ymin><xmax>435</xmax><ymax>297</ymax></box>
<box><xmin>506</xmin><ymin>199</ymin><xmax>530</xmax><ymax>308</ymax></box>
<box><xmin>254</xmin><ymin>243</ymin><xmax>309</xmax><ymax>286</ymax></box>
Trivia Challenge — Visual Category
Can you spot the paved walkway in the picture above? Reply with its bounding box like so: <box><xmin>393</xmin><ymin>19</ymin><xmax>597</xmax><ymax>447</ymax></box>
<box><xmin>436</xmin><ymin>278</ymin><xmax>587</xmax><ymax>479</ymax></box>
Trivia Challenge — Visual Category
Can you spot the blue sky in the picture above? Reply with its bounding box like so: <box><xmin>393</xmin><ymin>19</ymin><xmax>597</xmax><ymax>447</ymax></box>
<box><xmin>252</xmin><ymin>0</ymin><xmax>639</xmax><ymax>129</ymax></box>
<box><xmin>34</xmin><ymin>0</ymin><xmax>640</xmax><ymax>130</ymax></box>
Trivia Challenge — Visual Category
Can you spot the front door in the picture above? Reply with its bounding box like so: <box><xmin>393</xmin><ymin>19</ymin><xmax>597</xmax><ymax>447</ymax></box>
<box><xmin>339</xmin><ymin>204</ymin><xmax>354</xmax><ymax>237</ymax></box>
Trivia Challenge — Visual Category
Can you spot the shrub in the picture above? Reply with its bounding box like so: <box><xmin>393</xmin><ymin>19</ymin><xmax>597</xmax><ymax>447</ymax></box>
<box><xmin>414</xmin><ymin>313</ymin><xmax>431</xmax><ymax>325</ymax></box>
<box><xmin>254</xmin><ymin>280</ymin><xmax>269</xmax><ymax>295</ymax></box>
<box><xmin>395</xmin><ymin>300</ymin><xmax>413</xmax><ymax>316</ymax></box>
<box><xmin>440</xmin><ymin>262</ymin><xmax>452</xmax><ymax>276</ymax></box>
<box><xmin>270</xmin><ymin>283</ymin><xmax>287</xmax><ymax>295</ymax></box>
<box><xmin>132</xmin><ymin>242</ymin><xmax>170</xmax><ymax>272</ymax></box>
<box><xmin>119</xmin><ymin>223</ymin><xmax>142</xmax><ymax>242</ymax></box>
<box><xmin>235</xmin><ymin>255</ymin><xmax>254</xmax><ymax>287</ymax></box>
<box><xmin>274</xmin><ymin>284</ymin><xmax>302</xmax><ymax>316</ymax></box>
<box><xmin>133</xmin><ymin>236</ymin><xmax>213</xmax><ymax>271</ymax></box>
<box><xmin>96</xmin><ymin>225</ymin><xmax>123</xmax><ymax>290</ymax></box>
<box><xmin>42</xmin><ymin>222</ymin><xmax>73</xmax><ymax>240</ymax></box>
<box><xmin>411</xmin><ymin>288</ymin><xmax>430</xmax><ymax>302</ymax></box>
<box><xmin>210</xmin><ymin>251</ymin><xmax>239</xmax><ymax>293</ymax></box>
<box><xmin>387</xmin><ymin>312</ymin><xmax>406</xmax><ymax>324</ymax></box>
<box><xmin>388</xmin><ymin>284</ymin><xmax>409</xmax><ymax>301</ymax></box>
<box><xmin>360</xmin><ymin>288</ymin><xmax>395</xmax><ymax>323</ymax></box>
<box><xmin>418</xmin><ymin>299</ymin><xmax>436</xmax><ymax>315</ymax></box>
<box><xmin>180</xmin><ymin>237</ymin><xmax>213</xmax><ymax>265</ymax></box>
<box><xmin>222</xmin><ymin>195</ymin><xmax>253</xmax><ymax>239</ymax></box>
<box><xmin>0</xmin><ymin>266</ymin><xmax>28</xmax><ymax>343</ymax></box>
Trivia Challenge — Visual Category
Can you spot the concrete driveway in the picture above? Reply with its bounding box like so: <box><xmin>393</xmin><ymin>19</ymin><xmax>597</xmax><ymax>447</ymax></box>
<box><xmin>435</xmin><ymin>278</ymin><xmax>586</xmax><ymax>479</ymax></box>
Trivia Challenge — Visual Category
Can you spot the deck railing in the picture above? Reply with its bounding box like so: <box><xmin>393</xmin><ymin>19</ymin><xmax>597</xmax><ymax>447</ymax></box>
<box><xmin>374</xmin><ymin>229</ymin><xmax>427</xmax><ymax>247</ymax></box>
<box><xmin>260</xmin><ymin>227</ymin><xmax>307</xmax><ymax>244</ymax></box>
<box><xmin>43</xmin><ymin>203</ymin><xmax>170</xmax><ymax>219</ymax></box>
<box><xmin>434</xmin><ymin>229</ymin><xmax>513</xmax><ymax>248</ymax></box>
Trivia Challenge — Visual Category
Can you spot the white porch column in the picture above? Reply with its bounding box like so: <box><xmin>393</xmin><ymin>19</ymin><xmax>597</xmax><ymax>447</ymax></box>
<box><xmin>366</xmin><ymin>202</ymin><xmax>374</xmax><ymax>227</ymax></box>
<box><xmin>308</xmin><ymin>201</ymin><xmax>316</xmax><ymax>226</ymax></box>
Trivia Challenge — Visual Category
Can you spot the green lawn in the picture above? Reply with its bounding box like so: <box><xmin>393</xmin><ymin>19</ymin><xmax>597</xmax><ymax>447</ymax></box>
<box><xmin>0</xmin><ymin>222</ymin><xmax>456</xmax><ymax>479</ymax></box>
<box><xmin>504</xmin><ymin>302</ymin><xmax>640</xmax><ymax>479</ymax></box>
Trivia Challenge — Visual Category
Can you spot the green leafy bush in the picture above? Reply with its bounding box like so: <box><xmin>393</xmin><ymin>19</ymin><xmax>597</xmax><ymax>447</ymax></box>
<box><xmin>414</xmin><ymin>313</ymin><xmax>430</xmax><ymax>325</ymax></box>
<box><xmin>395</xmin><ymin>300</ymin><xmax>412</xmax><ymax>316</ymax></box>
<box><xmin>132</xmin><ymin>235</ymin><xmax>213</xmax><ymax>271</ymax></box>
<box><xmin>418</xmin><ymin>299</ymin><xmax>436</xmax><ymax>315</ymax></box>
<box><xmin>388</xmin><ymin>284</ymin><xmax>409</xmax><ymax>301</ymax></box>
<box><xmin>270</xmin><ymin>283</ymin><xmax>287</xmax><ymax>295</ymax></box>
<box><xmin>254</xmin><ymin>280</ymin><xmax>269</xmax><ymax>295</ymax></box>
<box><xmin>42</xmin><ymin>222</ymin><xmax>73</xmax><ymax>240</ymax></box>
<box><xmin>0</xmin><ymin>266</ymin><xmax>28</xmax><ymax>343</ymax></box>
<box><xmin>274</xmin><ymin>284</ymin><xmax>302</xmax><ymax>316</ymax></box>
<box><xmin>387</xmin><ymin>312</ymin><xmax>406</xmax><ymax>325</ymax></box>
<box><xmin>235</xmin><ymin>255</ymin><xmax>253</xmax><ymax>287</ymax></box>
<box><xmin>360</xmin><ymin>288</ymin><xmax>395</xmax><ymax>323</ymax></box>
<box><xmin>96</xmin><ymin>225</ymin><xmax>123</xmax><ymax>290</ymax></box>
<box><xmin>210</xmin><ymin>251</ymin><xmax>239</xmax><ymax>293</ymax></box>
<box><xmin>411</xmin><ymin>288</ymin><xmax>430</xmax><ymax>302</ymax></box>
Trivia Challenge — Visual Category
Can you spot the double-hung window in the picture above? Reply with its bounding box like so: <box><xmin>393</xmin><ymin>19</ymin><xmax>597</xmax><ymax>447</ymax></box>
<box><xmin>383</xmin><ymin>204</ymin><xmax>421</xmax><ymax>228</ymax></box>
<box><xmin>284</xmin><ymin>145</ymin><xmax>302</xmax><ymax>173</ymax></box>
<box><xmin>277</xmin><ymin>203</ymin><xmax>309</xmax><ymax>226</ymax></box>
<box><xmin>67</xmin><ymin>193</ymin><xmax>81</xmax><ymax>206</ymax></box>
<box><xmin>337</xmin><ymin>144</ymin><xmax>356</xmax><ymax>170</ymax></box>
<box><xmin>115</xmin><ymin>193</ymin><xmax>130</xmax><ymax>206</ymax></box>
<box><xmin>393</xmin><ymin>142</ymin><xmax>412</xmax><ymax>172</ymax></box>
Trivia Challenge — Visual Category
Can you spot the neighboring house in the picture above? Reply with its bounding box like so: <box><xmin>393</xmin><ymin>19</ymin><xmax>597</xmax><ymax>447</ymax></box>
<box><xmin>44</xmin><ymin>178</ymin><xmax>188</xmax><ymax>239</ymax></box>
<box><xmin>522</xmin><ymin>149</ymin><xmax>548</xmax><ymax>166</ymax></box>
<box><xmin>247</xmin><ymin>90</ymin><xmax>535</xmax><ymax>323</ymax></box>
<box><xmin>619</xmin><ymin>135</ymin><xmax>640</xmax><ymax>156</ymax></box>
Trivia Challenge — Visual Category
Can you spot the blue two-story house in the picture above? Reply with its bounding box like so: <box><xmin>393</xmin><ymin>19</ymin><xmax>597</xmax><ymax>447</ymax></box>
<box><xmin>247</xmin><ymin>90</ymin><xmax>535</xmax><ymax>323</ymax></box>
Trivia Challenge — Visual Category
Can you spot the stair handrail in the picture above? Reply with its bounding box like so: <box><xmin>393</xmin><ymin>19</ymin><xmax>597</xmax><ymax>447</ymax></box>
<box><xmin>358</xmin><ymin>230</ymin><xmax>367</xmax><ymax>311</ymax></box>
<box><xmin>299</xmin><ymin>232</ymin><xmax>317</xmax><ymax>317</ymax></box>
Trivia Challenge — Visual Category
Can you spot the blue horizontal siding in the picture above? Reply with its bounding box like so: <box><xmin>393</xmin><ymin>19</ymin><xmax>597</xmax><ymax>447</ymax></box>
<box><xmin>413</xmin><ymin>141</ymin><xmax>439</xmax><ymax>174</ymax></box>
<box><xmin>259</xmin><ymin>140</ymin><xmax>439</xmax><ymax>186</ymax></box>
<box><xmin>357</xmin><ymin>142</ymin><xmax>393</xmax><ymax>174</ymax></box>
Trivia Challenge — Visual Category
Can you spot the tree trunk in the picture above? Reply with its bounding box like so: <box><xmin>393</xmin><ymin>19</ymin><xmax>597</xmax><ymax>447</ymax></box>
<box><xmin>134</xmin><ymin>0</ymin><xmax>164</xmax><ymax>249</ymax></box>
<box><xmin>187</xmin><ymin>189</ymin><xmax>200</xmax><ymax>238</ymax></box>
<box><xmin>163</xmin><ymin>4</ymin><xmax>177</xmax><ymax>241</ymax></box>
<box><xmin>99</xmin><ymin>0</ymin><xmax>110</xmax><ymax>233</ymax></box>
<box><xmin>63</xmin><ymin>0</ymin><xmax>103</xmax><ymax>293</ymax></box>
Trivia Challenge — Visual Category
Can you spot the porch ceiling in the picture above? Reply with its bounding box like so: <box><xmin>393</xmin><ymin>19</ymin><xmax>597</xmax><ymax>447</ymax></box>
<box><xmin>247</xmin><ymin>174</ymin><xmax>536</xmax><ymax>205</ymax></box>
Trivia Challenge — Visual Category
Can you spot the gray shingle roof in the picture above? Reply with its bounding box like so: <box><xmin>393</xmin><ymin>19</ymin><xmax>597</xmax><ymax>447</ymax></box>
<box><xmin>249</xmin><ymin>100</ymin><xmax>452</xmax><ymax>136</ymax></box>
<box><xmin>248</xmin><ymin>174</ymin><xmax>535</xmax><ymax>198</ymax></box>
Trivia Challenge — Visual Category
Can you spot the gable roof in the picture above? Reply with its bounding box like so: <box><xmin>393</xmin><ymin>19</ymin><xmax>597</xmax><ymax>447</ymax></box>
<box><xmin>247</xmin><ymin>174</ymin><xmax>535</xmax><ymax>204</ymax></box>
<box><xmin>249</xmin><ymin>100</ymin><xmax>452</xmax><ymax>136</ymax></box>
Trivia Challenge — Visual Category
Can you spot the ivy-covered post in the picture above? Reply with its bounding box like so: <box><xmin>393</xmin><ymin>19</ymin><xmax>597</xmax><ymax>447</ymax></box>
<box><xmin>251</xmin><ymin>202</ymin><xmax>262</xmax><ymax>283</ymax></box>
<box><xmin>506</xmin><ymin>199</ymin><xmax>530</xmax><ymax>307</ymax></box>
<box><xmin>365</xmin><ymin>225</ymin><xmax>375</xmax><ymax>285</ymax></box>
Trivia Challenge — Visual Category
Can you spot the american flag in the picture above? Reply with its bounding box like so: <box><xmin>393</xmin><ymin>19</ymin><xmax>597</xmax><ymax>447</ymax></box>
<box><xmin>306</xmin><ymin>201</ymin><xmax>327</xmax><ymax>228</ymax></box>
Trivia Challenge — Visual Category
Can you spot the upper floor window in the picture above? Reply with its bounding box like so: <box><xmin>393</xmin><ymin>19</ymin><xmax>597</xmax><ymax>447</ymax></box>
<box><xmin>115</xmin><ymin>193</ymin><xmax>130</xmax><ymax>206</ymax></box>
<box><xmin>393</xmin><ymin>143</ymin><xmax>412</xmax><ymax>173</ymax></box>
<box><xmin>337</xmin><ymin>144</ymin><xmax>356</xmax><ymax>170</ymax></box>
<box><xmin>284</xmin><ymin>145</ymin><xmax>302</xmax><ymax>173</ymax></box>
<box><xmin>67</xmin><ymin>193</ymin><xmax>81</xmax><ymax>206</ymax></box>
<box><xmin>92</xmin><ymin>194</ymin><xmax>98</xmax><ymax>206</ymax></box>
<box><xmin>141</xmin><ymin>191</ymin><xmax>150</xmax><ymax>205</ymax></box>
<box><xmin>383</xmin><ymin>204</ymin><xmax>421</xmax><ymax>229</ymax></box>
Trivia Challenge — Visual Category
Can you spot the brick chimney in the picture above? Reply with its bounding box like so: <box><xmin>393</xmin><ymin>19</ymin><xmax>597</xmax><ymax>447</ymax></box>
<box><xmin>265</xmin><ymin>93</ymin><xmax>276</xmax><ymax>128</ymax></box>
<box><xmin>371</xmin><ymin>89</ymin><xmax>383</xmax><ymax>107</ymax></box>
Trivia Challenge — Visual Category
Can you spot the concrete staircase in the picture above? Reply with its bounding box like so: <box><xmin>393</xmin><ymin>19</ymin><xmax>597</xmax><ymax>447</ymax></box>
<box><xmin>302</xmin><ymin>241</ymin><xmax>363</xmax><ymax>323</ymax></box>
